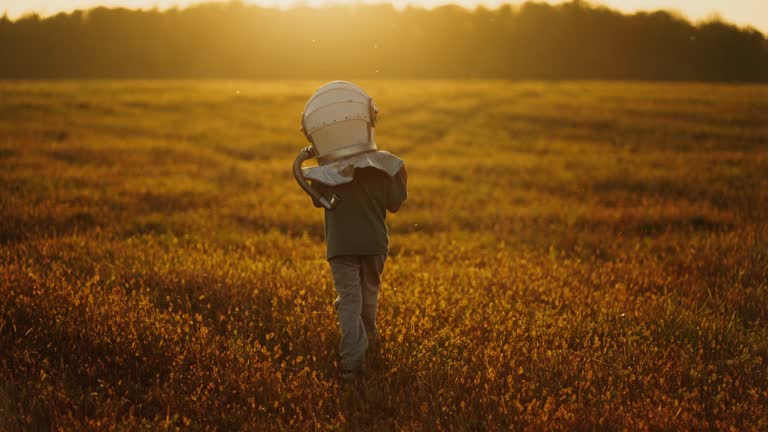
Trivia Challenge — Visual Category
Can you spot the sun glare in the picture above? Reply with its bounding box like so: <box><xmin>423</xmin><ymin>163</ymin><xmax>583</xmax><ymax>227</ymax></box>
<box><xmin>2</xmin><ymin>0</ymin><xmax>767</xmax><ymax>33</ymax></box>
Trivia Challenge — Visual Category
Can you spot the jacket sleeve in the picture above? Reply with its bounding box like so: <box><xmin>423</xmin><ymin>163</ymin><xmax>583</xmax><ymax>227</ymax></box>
<box><xmin>387</xmin><ymin>168</ymin><xmax>408</xmax><ymax>210</ymax></box>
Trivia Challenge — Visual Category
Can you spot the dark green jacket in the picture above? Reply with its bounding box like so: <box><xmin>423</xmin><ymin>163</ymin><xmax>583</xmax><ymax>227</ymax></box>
<box><xmin>312</xmin><ymin>167</ymin><xmax>407</xmax><ymax>259</ymax></box>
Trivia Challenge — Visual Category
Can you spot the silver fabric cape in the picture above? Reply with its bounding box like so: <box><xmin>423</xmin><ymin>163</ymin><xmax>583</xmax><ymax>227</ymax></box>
<box><xmin>302</xmin><ymin>150</ymin><xmax>403</xmax><ymax>186</ymax></box>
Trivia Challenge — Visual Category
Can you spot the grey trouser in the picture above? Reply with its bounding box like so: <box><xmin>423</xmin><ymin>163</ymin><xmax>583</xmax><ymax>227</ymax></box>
<box><xmin>328</xmin><ymin>254</ymin><xmax>386</xmax><ymax>371</ymax></box>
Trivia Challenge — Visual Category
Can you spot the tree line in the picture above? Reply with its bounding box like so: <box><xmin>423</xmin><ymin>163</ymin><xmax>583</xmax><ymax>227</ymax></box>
<box><xmin>1</xmin><ymin>1</ymin><xmax>766</xmax><ymax>81</ymax></box>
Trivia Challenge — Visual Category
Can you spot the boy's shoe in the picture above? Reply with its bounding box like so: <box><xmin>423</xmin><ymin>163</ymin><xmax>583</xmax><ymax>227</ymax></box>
<box><xmin>339</xmin><ymin>369</ymin><xmax>362</xmax><ymax>381</ymax></box>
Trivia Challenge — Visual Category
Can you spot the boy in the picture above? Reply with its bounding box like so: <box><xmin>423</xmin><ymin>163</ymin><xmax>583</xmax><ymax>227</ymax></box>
<box><xmin>295</xmin><ymin>81</ymin><xmax>407</xmax><ymax>380</ymax></box>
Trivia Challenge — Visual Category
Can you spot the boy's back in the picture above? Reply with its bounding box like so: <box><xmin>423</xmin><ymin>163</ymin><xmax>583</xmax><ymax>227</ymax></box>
<box><xmin>313</xmin><ymin>166</ymin><xmax>407</xmax><ymax>259</ymax></box>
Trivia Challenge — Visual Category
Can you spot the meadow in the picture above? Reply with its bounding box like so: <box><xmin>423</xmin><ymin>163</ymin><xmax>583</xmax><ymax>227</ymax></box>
<box><xmin>1</xmin><ymin>80</ymin><xmax>767</xmax><ymax>430</ymax></box>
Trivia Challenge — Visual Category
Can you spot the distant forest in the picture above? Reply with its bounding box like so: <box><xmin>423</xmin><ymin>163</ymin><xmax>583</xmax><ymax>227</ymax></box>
<box><xmin>1</xmin><ymin>1</ymin><xmax>767</xmax><ymax>81</ymax></box>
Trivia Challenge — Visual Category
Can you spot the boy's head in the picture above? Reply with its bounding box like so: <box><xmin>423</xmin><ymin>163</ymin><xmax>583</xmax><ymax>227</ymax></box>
<box><xmin>301</xmin><ymin>81</ymin><xmax>379</xmax><ymax>165</ymax></box>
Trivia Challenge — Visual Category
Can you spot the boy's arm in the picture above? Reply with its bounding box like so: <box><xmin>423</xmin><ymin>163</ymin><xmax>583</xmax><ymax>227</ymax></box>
<box><xmin>387</xmin><ymin>165</ymin><xmax>408</xmax><ymax>213</ymax></box>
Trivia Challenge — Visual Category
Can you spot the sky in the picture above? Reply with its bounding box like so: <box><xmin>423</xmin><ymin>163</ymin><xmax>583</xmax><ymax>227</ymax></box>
<box><xmin>3</xmin><ymin>0</ymin><xmax>767</xmax><ymax>34</ymax></box>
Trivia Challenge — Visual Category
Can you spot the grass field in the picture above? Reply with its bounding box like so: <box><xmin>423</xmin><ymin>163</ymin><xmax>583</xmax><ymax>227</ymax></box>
<box><xmin>1</xmin><ymin>80</ymin><xmax>767</xmax><ymax>430</ymax></box>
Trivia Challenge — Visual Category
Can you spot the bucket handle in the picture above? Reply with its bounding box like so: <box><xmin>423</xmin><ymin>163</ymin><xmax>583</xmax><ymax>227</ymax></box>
<box><xmin>293</xmin><ymin>147</ymin><xmax>340</xmax><ymax>211</ymax></box>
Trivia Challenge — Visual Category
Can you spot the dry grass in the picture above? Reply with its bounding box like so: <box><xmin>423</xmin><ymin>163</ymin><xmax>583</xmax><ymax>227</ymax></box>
<box><xmin>1</xmin><ymin>80</ymin><xmax>767</xmax><ymax>430</ymax></box>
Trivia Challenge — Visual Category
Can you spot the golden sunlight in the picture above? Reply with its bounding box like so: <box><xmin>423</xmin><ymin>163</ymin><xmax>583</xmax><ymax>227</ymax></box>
<box><xmin>3</xmin><ymin>0</ymin><xmax>767</xmax><ymax>33</ymax></box>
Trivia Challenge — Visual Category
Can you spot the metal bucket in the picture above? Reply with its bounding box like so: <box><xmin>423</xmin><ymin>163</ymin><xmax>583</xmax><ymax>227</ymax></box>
<box><xmin>301</xmin><ymin>81</ymin><xmax>378</xmax><ymax>165</ymax></box>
